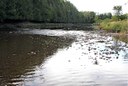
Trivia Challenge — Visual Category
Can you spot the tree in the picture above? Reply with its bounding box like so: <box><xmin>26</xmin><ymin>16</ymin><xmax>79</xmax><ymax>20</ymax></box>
<box><xmin>113</xmin><ymin>5</ymin><xmax>122</xmax><ymax>20</ymax></box>
<box><xmin>0</xmin><ymin>0</ymin><xmax>96</xmax><ymax>23</ymax></box>
<box><xmin>79</xmin><ymin>11</ymin><xmax>96</xmax><ymax>23</ymax></box>
<box><xmin>0</xmin><ymin>0</ymin><xmax>6</xmax><ymax>22</ymax></box>
<box><xmin>96</xmin><ymin>13</ymin><xmax>112</xmax><ymax>20</ymax></box>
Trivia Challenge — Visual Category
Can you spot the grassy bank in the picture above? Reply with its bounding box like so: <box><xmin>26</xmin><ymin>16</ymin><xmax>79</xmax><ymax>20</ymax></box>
<box><xmin>99</xmin><ymin>20</ymin><xmax>128</xmax><ymax>34</ymax></box>
<box><xmin>114</xmin><ymin>34</ymin><xmax>128</xmax><ymax>43</ymax></box>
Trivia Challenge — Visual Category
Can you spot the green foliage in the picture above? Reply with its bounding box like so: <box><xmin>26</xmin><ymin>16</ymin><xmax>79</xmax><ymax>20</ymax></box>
<box><xmin>113</xmin><ymin>6</ymin><xmax>122</xmax><ymax>15</ymax></box>
<box><xmin>79</xmin><ymin>11</ymin><xmax>96</xmax><ymax>23</ymax></box>
<box><xmin>100</xmin><ymin>20</ymin><xmax>128</xmax><ymax>33</ymax></box>
<box><xmin>96</xmin><ymin>5</ymin><xmax>128</xmax><ymax>33</ymax></box>
<box><xmin>96</xmin><ymin>5</ymin><xmax>127</xmax><ymax>33</ymax></box>
<box><xmin>95</xmin><ymin>13</ymin><xmax>112</xmax><ymax>24</ymax></box>
<box><xmin>113</xmin><ymin>5</ymin><xmax>122</xmax><ymax>20</ymax></box>
<box><xmin>97</xmin><ymin>13</ymin><xmax>112</xmax><ymax>20</ymax></box>
<box><xmin>120</xmin><ymin>14</ymin><xmax>128</xmax><ymax>20</ymax></box>
<box><xmin>112</xmin><ymin>16</ymin><xmax>118</xmax><ymax>21</ymax></box>
<box><xmin>0</xmin><ymin>0</ymin><xmax>96</xmax><ymax>23</ymax></box>
<box><xmin>0</xmin><ymin>0</ymin><xmax>6</xmax><ymax>21</ymax></box>
<box><xmin>112</xmin><ymin>14</ymin><xmax>128</xmax><ymax>21</ymax></box>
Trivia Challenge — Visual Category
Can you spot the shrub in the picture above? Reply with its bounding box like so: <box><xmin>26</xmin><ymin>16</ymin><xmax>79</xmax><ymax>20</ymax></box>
<box><xmin>100</xmin><ymin>20</ymin><xmax>128</xmax><ymax>33</ymax></box>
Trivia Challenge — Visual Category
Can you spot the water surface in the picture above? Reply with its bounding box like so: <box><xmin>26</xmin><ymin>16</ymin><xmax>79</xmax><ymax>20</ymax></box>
<box><xmin>0</xmin><ymin>29</ymin><xmax>128</xmax><ymax>86</ymax></box>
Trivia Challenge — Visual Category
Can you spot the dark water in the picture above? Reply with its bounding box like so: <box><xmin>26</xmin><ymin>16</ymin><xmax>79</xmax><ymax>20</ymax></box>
<box><xmin>0</xmin><ymin>29</ymin><xmax>128</xmax><ymax>86</ymax></box>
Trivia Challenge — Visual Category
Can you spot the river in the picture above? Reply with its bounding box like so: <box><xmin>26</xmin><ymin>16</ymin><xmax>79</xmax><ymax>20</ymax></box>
<box><xmin>0</xmin><ymin>29</ymin><xmax>128</xmax><ymax>86</ymax></box>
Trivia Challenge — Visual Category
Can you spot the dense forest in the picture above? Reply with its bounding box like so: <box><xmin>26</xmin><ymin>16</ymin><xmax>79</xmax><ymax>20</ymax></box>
<box><xmin>0</xmin><ymin>0</ymin><xmax>95</xmax><ymax>23</ymax></box>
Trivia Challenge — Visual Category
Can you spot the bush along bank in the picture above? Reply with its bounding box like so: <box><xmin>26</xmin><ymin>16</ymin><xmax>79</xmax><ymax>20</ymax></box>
<box><xmin>99</xmin><ymin>20</ymin><xmax>128</xmax><ymax>34</ymax></box>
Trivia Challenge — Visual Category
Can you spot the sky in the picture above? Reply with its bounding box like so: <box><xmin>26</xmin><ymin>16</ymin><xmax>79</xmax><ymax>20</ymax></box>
<box><xmin>68</xmin><ymin>0</ymin><xmax>128</xmax><ymax>14</ymax></box>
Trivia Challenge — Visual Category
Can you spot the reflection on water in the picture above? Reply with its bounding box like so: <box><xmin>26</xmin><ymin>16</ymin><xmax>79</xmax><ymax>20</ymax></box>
<box><xmin>0</xmin><ymin>31</ymin><xmax>73</xmax><ymax>86</ymax></box>
<box><xmin>0</xmin><ymin>29</ymin><xmax>128</xmax><ymax>86</ymax></box>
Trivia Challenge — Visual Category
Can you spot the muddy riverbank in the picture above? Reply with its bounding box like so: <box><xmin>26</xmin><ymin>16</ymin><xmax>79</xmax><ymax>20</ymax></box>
<box><xmin>0</xmin><ymin>23</ymin><xmax>94</xmax><ymax>31</ymax></box>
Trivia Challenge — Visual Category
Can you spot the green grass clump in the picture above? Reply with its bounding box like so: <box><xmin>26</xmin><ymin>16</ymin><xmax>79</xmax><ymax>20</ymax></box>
<box><xmin>100</xmin><ymin>20</ymin><xmax>128</xmax><ymax>33</ymax></box>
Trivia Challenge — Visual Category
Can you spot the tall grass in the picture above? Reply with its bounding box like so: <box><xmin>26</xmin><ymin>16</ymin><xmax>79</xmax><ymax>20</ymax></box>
<box><xmin>100</xmin><ymin>20</ymin><xmax>128</xmax><ymax>33</ymax></box>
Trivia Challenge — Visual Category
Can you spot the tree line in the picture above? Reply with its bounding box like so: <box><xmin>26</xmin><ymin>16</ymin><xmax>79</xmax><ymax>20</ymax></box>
<box><xmin>0</xmin><ymin>0</ymin><xmax>96</xmax><ymax>23</ymax></box>
<box><xmin>98</xmin><ymin>5</ymin><xmax>128</xmax><ymax>33</ymax></box>
<box><xmin>96</xmin><ymin>5</ymin><xmax>128</xmax><ymax>22</ymax></box>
